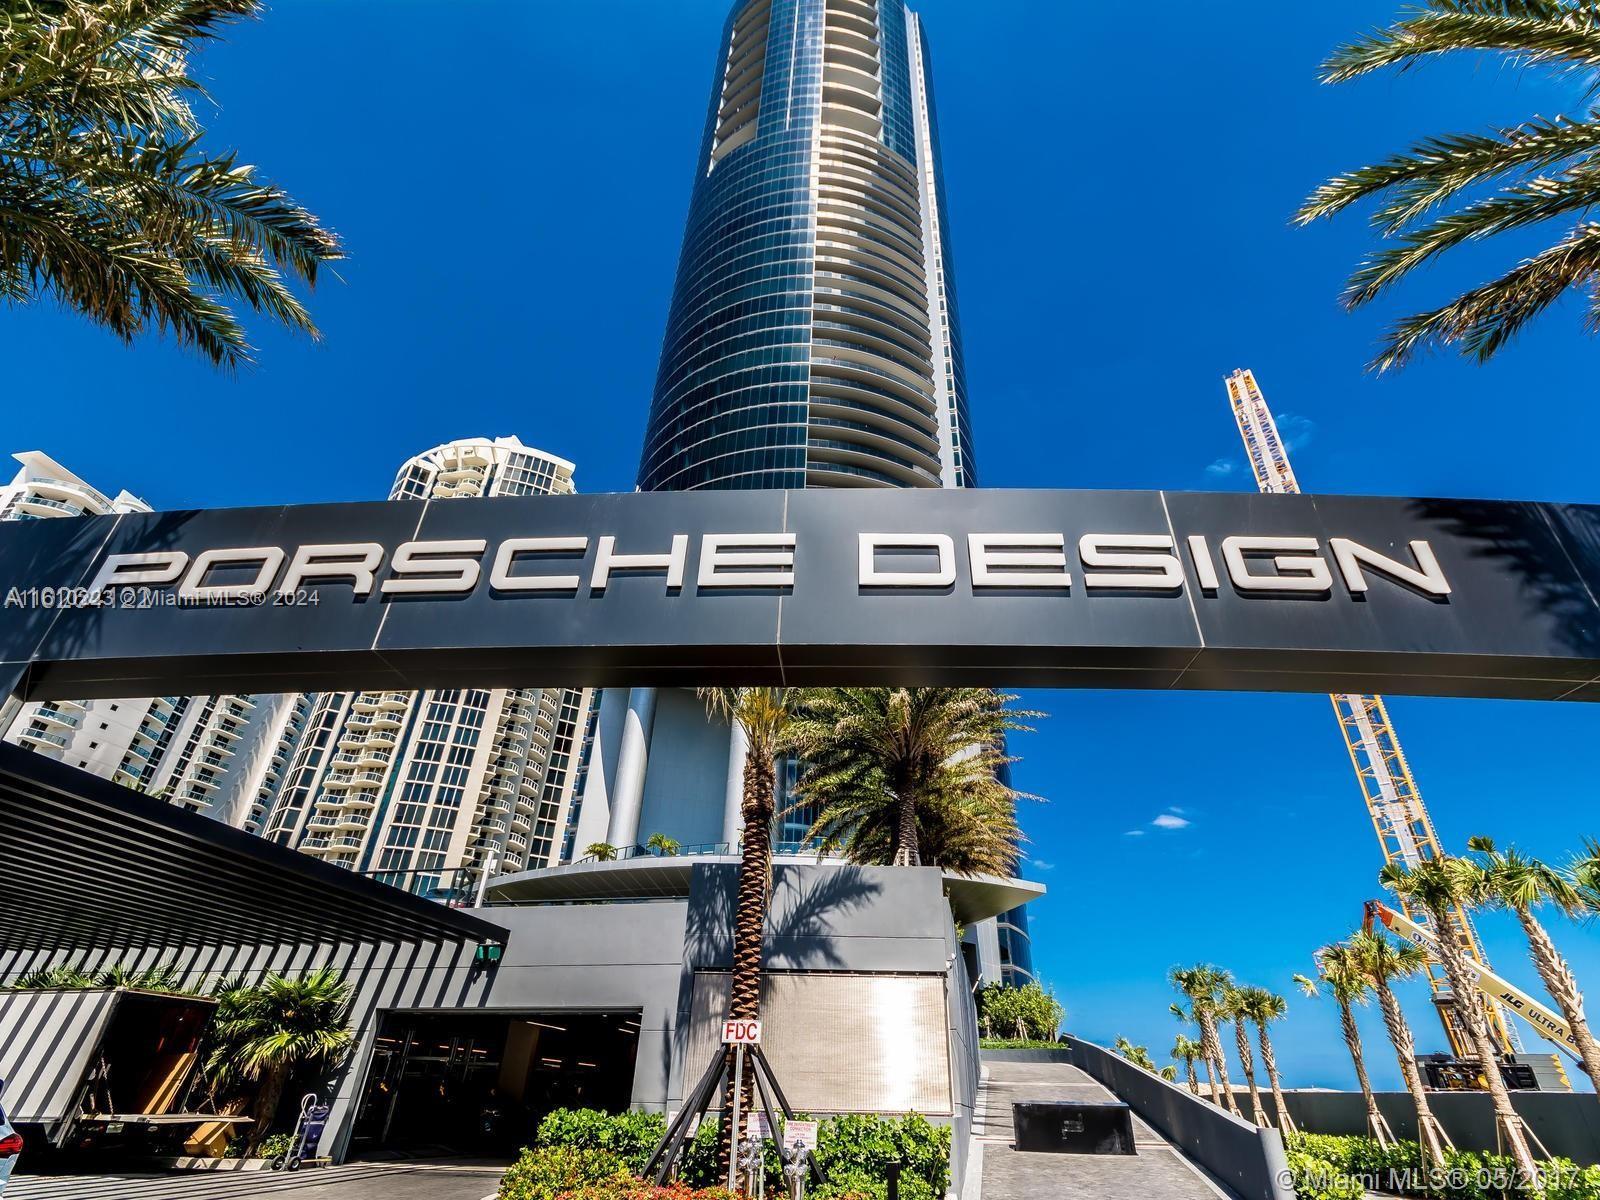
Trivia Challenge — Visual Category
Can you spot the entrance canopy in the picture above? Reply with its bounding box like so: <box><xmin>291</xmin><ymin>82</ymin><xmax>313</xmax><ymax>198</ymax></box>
<box><xmin>2</xmin><ymin>488</ymin><xmax>1598</xmax><ymax>702</ymax></box>
<box><xmin>0</xmin><ymin>743</ymin><xmax>507</xmax><ymax>955</ymax></box>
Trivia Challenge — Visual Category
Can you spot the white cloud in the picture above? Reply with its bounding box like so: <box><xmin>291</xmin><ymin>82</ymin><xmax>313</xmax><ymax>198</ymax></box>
<box><xmin>1031</xmin><ymin>859</ymin><xmax>1056</xmax><ymax>872</ymax></box>
<box><xmin>1123</xmin><ymin>829</ymin><xmax>1145</xmax><ymax>837</ymax></box>
<box><xmin>1152</xmin><ymin>812</ymin><xmax>1191</xmax><ymax>830</ymax></box>
<box><xmin>1204</xmin><ymin>458</ymin><xmax>1235</xmax><ymax>477</ymax></box>
<box><xmin>1275</xmin><ymin>412</ymin><xmax>1315</xmax><ymax>452</ymax></box>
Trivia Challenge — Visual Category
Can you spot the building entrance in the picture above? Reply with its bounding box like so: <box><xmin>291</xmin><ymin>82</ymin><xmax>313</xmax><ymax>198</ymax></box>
<box><xmin>350</xmin><ymin>1010</ymin><xmax>640</xmax><ymax>1158</ymax></box>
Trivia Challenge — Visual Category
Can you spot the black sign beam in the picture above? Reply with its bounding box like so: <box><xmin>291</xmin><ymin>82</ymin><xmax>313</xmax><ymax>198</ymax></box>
<box><xmin>2</xmin><ymin>489</ymin><xmax>1598</xmax><ymax>702</ymax></box>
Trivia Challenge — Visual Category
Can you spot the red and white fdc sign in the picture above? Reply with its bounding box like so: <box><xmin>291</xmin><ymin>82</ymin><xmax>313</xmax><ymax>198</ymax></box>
<box><xmin>721</xmin><ymin>1018</ymin><xmax>762</xmax><ymax>1045</ymax></box>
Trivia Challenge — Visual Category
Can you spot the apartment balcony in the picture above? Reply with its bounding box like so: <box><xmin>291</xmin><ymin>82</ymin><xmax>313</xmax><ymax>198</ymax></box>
<box><xmin>32</xmin><ymin>706</ymin><xmax>81</xmax><ymax>730</ymax></box>
<box><xmin>305</xmin><ymin>816</ymin><xmax>341</xmax><ymax>831</ymax></box>
<box><xmin>344</xmin><ymin>716</ymin><xmax>377</xmax><ymax>733</ymax></box>
<box><xmin>507</xmin><ymin>834</ymin><xmax>529</xmax><ymax>851</ymax></box>
<box><xmin>201</xmin><ymin>736</ymin><xmax>236</xmax><ymax>757</ymax></box>
<box><xmin>187</xmin><ymin>777</ymin><xmax>218</xmax><ymax>793</ymax></box>
<box><xmin>378</xmin><ymin>692</ymin><xmax>410</xmax><ymax>709</ymax></box>
<box><xmin>18</xmin><ymin>728</ymin><xmax>69</xmax><ymax>750</ymax></box>
<box><xmin>479</xmin><ymin>819</ymin><xmax>508</xmax><ymax>835</ymax></box>
<box><xmin>15</xmin><ymin>494</ymin><xmax>85</xmax><ymax>518</ymax></box>
<box><xmin>113</xmin><ymin>766</ymin><xmax>143</xmax><ymax>788</ymax></box>
<box><xmin>368</xmin><ymin>712</ymin><xmax>402</xmax><ymax>731</ymax></box>
<box><xmin>343</xmin><ymin>791</ymin><xmax>379</xmax><ymax>810</ymax></box>
<box><xmin>329</xmin><ymin>835</ymin><xmax>365</xmax><ymax>851</ymax></box>
<box><xmin>510</xmin><ymin>813</ymin><xmax>533</xmax><ymax>834</ymax></box>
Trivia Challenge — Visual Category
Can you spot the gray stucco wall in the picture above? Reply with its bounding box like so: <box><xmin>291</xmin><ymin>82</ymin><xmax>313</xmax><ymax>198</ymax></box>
<box><xmin>1254</xmin><ymin>1088</ymin><xmax>1600</xmax><ymax>1165</ymax></box>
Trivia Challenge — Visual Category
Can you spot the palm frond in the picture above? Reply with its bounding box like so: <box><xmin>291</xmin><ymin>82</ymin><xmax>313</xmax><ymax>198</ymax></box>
<box><xmin>0</xmin><ymin>0</ymin><xmax>341</xmax><ymax>365</ymax></box>
<box><xmin>1321</xmin><ymin>1</ymin><xmax>1600</xmax><ymax>85</ymax></box>
<box><xmin>1371</xmin><ymin>220</ymin><xmax>1600</xmax><ymax>368</ymax></box>
<box><xmin>1297</xmin><ymin>117</ymin><xmax>1600</xmax><ymax>230</ymax></box>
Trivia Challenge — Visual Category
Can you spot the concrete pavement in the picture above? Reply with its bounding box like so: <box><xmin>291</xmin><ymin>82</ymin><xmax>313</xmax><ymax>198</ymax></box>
<box><xmin>4</xmin><ymin>1160</ymin><xmax>504</xmax><ymax>1200</ymax></box>
<box><xmin>973</xmin><ymin>1060</ymin><xmax>1232</xmax><ymax>1200</ymax></box>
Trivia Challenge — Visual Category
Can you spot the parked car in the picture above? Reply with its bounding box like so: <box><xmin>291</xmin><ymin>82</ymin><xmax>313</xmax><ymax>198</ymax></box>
<box><xmin>0</xmin><ymin>1078</ymin><xmax>21</xmax><ymax>1195</ymax></box>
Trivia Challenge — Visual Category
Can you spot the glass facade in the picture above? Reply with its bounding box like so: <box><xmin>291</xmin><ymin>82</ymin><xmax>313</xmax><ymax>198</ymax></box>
<box><xmin>638</xmin><ymin>0</ymin><xmax>975</xmax><ymax>493</ymax></box>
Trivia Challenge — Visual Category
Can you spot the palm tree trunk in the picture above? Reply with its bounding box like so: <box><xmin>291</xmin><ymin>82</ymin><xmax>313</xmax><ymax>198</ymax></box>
<box><xmin>1185</xmin><ymin>1060</ymin><xmax>1200</xmax><ymax>1096</ymax></box>
<box><xmin>1200</xmin><ymin>1013</ymin><xmax>1241</xmax><ymax>1116</ymax></box>
<box><xmin>1256</xmin><ymin>1023</ymin><xmax>1296</xmax><ymax>1133</ymax></box>
<box><xmin>1200</xmin><ymin>1052</ymin><xmax>1220</xmax><ymax>1106</ymax></box>
<box><xmin>1375</xmin><ymin>979</ymin><xmax>1450</xmax><ymax>1164</ymax></box>
<box><xmin>720</xmin><ymin>750</ymin><xmax>775</xmax><ymax>1175</ymax></box>
<box><xmin>1423</xmin><ymin>899</ymin><xmax>1539</xmax><ymax>1178</ymax></box>
<box><xmin>1339</xmin><ymin>996</ymin><xmax>1395</xmax><ymax>1147</ymax></box>
<box><xmin>1234</xmin><ymin>1016</ymin><xmax>1268</xmax><ymax>1127</ymax></box>
<box><xmin>1513</xmin><ymin>905</ymin><xmax>1600</xmax><ymax>1092</ymax></box>
<box><xmin>245</xmin><ymin>1063</ymin><xmax>288</xmax><ymax>1157</ymax></box>
<box><xmin>892</xmin><ymin>790</ymin><xmax>920</xmax><ymax>866</ymax></box>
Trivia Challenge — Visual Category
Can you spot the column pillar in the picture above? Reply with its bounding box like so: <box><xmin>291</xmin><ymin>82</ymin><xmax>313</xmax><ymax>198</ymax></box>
<box><xmin>722</xmin><ymin>720</ymin><xmax>748</xmax><ymax>846</ymax></box>
<box><xmin>605</xmin><ymin>686</ymin><xmax>657</xmax><ymax>849</ymax></box>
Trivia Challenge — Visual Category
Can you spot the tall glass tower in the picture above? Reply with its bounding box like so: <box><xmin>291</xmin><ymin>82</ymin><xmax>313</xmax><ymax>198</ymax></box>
<box><xmin>638</xmin><ymin>0</ymin><xmax>974</xmax><ymax>492</ymax></box>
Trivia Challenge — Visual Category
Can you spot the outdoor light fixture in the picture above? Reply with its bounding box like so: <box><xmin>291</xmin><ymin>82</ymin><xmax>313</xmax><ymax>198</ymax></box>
<box><xmin>474</xmin><ymin>940</ymin><xmax>504</xmax><ymax>966</ymax></box>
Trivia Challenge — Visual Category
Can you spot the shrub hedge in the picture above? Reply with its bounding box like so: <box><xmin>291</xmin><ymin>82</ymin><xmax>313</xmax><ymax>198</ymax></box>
<box><xmin>1284</xmin><ymin>1131</ymin><xmax>1600</xmax><ymax>1200</ymax></box>
<box><xmin>523</xmin><ymin>1108</ymin><xmax>951</xmax><ymax>1200</ymax></box>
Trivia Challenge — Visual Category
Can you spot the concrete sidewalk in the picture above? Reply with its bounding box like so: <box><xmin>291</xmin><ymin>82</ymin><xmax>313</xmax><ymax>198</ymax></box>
<box><xmin>973</xmin><ymin>1060</ymin><xmax>1233</xmax><ymax>1200</ymax></box>
<box><xmin>5</xmin><ymin>1160</ymin><xmax>504</xmax><ymax>1200</ymax></box>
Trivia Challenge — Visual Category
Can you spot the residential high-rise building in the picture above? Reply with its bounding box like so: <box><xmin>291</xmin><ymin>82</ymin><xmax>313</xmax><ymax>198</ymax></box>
<box><xmin>1</xmin><ymin>452</ymin><xmax>299</xmax><ymax>828</ymax></box>
<box><xmin>637</xmin><ymin>0</ymin><xmax>974</xmax><ymax>492</ymax></box>
<box><xmin>257</xmin><ymin>437</ymin><xmax>595</xmax><ymax>896</ymax></box>
<box><xmin>563</xmin><ymin>0</ymin><xmax>1033</xmax><ymax>983</ymax></box>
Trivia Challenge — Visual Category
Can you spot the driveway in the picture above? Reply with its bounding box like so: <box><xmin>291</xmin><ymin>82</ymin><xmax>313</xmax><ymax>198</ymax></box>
<box><xmin>5</xmin><ymin>1160</ymin><xmax>504</xmax><ymax>1200</ymax></box>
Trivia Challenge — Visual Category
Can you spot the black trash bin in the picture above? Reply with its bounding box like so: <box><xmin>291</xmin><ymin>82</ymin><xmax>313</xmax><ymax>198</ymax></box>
<box><xmin>1011</xmin><ymin>1101</ymin><xmax>1134</xmax><ymax>1154</ymax></box>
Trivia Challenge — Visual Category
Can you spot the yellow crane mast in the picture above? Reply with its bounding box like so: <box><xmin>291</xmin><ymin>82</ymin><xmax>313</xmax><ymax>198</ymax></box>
<box><xmin>1223</xmin><ymin>367</ymin><xmax>1517</xmax><ymax>1060</ymax></box>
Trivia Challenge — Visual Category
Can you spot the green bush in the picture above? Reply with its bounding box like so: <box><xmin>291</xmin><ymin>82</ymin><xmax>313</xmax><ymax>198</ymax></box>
<box><xmin>1287</xmin><ymin>1149</ymin><xmax>1365</xmax><ymax>1200</ymax></box>
<box><xmin>976</xmin><ymin>982</ymin><xmax>1063</xmax><ymax>1042</ymax></box>
<box><xmin>498</xmin><ymin>1146</ymin><xmax>631</xmax><ymax>1200</ymax></box>
<box><xmin>537</xmin><ymin>1108</ymin><xmax>669</xmax><ymax>1174</ymax></box>
<box><xmin>1284</xmin><ymin>1132</ymin><xmax>1600</xmax><ymax>1200</ymax></box>
<box><xmin>534</xmin><ymin>1108</ymin><xmax>951</xmax><ymax>1200</ymax></box>
<box><xmin>813</xmin><ymin>1114</ymin><xmax>950</xmax><ymax>1200</ymax></box>
<box><xmin>978</xmin><ymin>1038</ymin><xmax>1066</xmax><ymax>1050</ymax></box>
<box><xmin>256</xmin><ymin>1132</ymin><xmax>296</xmax><ymax>1162</ymax></box>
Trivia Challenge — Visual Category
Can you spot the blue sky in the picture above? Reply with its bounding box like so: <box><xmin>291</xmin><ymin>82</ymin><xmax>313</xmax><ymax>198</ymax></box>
<box><xmin>6</xmin><ymin>0</ymin><xmax>1600</xmax><ymax>1090</ymax></box>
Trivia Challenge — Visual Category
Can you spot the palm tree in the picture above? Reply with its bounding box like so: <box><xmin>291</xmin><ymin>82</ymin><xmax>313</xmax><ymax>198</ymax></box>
<box><xmin>787</xmin><ymin>687</ymin><xmax>1037</xmax><ymax>873</ymax></box>
<box><xmin>1237</xmin><ymin>986</ymin><xmax>1296</xmax><ymax>1133</ymax></box>
<box><xmin>696</xmin><ymin>687</ymin><xmax>802</xmax><ymax>1166</ymax></box>
<box><xmin>1171</xmin><ymin>1003</ymin><xmax>1221</xmax><ymax>1103</ymax></box>
<box><xmin>645</xmin><ymin>833</ymin><xmax>681</xmax><ymax>857</ymax></box>
<box><xmin>1296</xmin><ymin>1</ymin><xmax>1600</xmax><ymax>370</ymax></box>
<box><xmin>210</xmin><ymin>968</ymin><xmax>352</xmax><ymax>1155</ymax></box>
<box><xmin>1382</xmin><ymin>859</ymin><xmax>1540</xmax><ymax>1178</ymax></box>
<box><xmin>1350</xmin><ymin>930</ymin><xmax>1453</xmax><ymax>1165</ymax></box>
<box><xmin>583</xmin><ymin>842</ymin><xmax>619</xmax><ymax>862</ymax></box>
<box><xmin>0</xmin><ymin>0</ymin><xmax>342</xmax><ymax>367</ymax></box>
<box><xmin>1461</xmin><ymin>836</ymin><xmax>1600</xmax><ymax>1089</ymax></box>
<box><xmin>1571</xmin><ymin>840</ymin><xmax>1600</xmax><ymax>913</ymax></box>
<box><xmin>1296</xmin><ymin>945</ymin><xmax>1396</xmax><ymax>1147</ymax></box>
<box><xmin>1223</xmin><ymin>984</ymin><xmax>1269</xmax><ymax>1128</ymax></box>
<box><xmin>1171</xmin><ymin>965</ymin><xmax>1241</xmax><ymax>1116</ymax></box>
<box><xmin>1115</xmin><ymin>1036</ymin><xmax>1158</xmax><ymax>1072</ymax></box>
<box><xmin>1172</xmin><ymin>1035</ymin><xmax>1205</xmax><ymax>1096</ymax></box>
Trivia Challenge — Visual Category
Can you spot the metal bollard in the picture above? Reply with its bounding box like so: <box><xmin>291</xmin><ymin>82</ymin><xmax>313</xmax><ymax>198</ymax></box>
<box><xmin>885</xmin><ymin>1157</ymin><xmax>905</xmax><ymax>1200</ymax></box>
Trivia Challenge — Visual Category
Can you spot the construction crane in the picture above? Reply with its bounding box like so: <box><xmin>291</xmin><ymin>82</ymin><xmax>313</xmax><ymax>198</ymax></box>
<box><xmin>1223</xmin><ymin>367</ymin><xmax>1519</xmax><ymax>1061</ymax></box>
